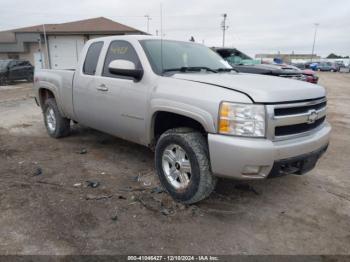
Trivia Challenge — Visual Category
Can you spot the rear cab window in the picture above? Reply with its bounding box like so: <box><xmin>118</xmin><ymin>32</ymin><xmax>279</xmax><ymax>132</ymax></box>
<box><xmin>83</xmin><ymin>42</ymin><xmax>104</xmax><ymax>75</ymax></box>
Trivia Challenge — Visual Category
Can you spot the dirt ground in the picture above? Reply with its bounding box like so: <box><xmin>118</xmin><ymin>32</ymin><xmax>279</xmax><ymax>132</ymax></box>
<box><xmin>0</xmin><ymin>73</ymin><xmax>349</xmax><ymax>255</ymax></box>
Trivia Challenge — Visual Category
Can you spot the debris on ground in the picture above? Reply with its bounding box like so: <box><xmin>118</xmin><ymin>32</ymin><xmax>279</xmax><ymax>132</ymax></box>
<box><xmin>85</xmin><ymin>194</ymin><xmax>112</xmax><ymax>201</ymax></box>
<box><xmin>32</xmin><ymin>167</ymin><xmax>42</xmax><ymax>176</ymax></box>
<box><xmin>235</xmin><ymin>183</ymin><xmax>260</xmax><ymax>195</ymax></box>
<box><xmin>150</xmin><ymin>187</ymin><xmax>165</xmax><ymax>194</ymax></box>
<box><xmin>119</xmin><ymin>186</ymin><xmax>146</xmax><ymax>192</ymax></box>
<box><xmin>36</xmin><ymin>181</ymin><xmax>64</xmax><ymax>187</ymax></box>
<box><xmin>137</xmin><ymin>171</ymin><xmax>158</xmax><ymax>188</ymax></box>
<box><xmin>160</xmin><ymin>207</ymin><xmax>171</xmax><ymax>216</ymax></box>
<box><xmin>191</xmin><ymin>206</ymin><xmax>199</xmax><ymax>216</ymax></box>
<box><xmin>118</xmin><ymin>195</ymin><xmax>127</xmax><ymax>200</ymax></box>
<box><xmin>137</xmin><ymin>194</ymin><xmax>177</xmax><ymax>216</ymax></box>
<box><xmin>78</xmin><ymin>148</ymin><xmax>87</xmax><ymax>154</ymax></box>
<box><xmin>111</xmin><ymin>212</ymin><xmax>118</xmax><ymax>221</ymax></box>
<box><xmin>86</xmin><ymin>180</ymin><xmax>100</xmax><ymax>188</ymax></box>
<box><xmin>129</xmin><ymin>195</ymin><xmax>137</xmax><ymax>203</ymax></box>
<box><xmin>73</xmin><ymin>183</ymin><xmax>82</xmax><ymax>188</ymax></box>
<box><xmin>130</xmin><ymin>175</ymin><xmax>139</xmax><ymax>182</ymax></box>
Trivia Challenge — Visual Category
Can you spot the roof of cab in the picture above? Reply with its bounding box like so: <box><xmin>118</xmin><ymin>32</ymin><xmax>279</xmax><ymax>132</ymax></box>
<box><xmin>89</xmin><ymin>35</ymin><xmax>160</xmax><ymax>42</ymax></box>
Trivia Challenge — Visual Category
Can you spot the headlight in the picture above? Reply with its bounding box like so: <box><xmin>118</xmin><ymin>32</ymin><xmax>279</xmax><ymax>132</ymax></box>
<box><xmin>218</xmin><ymin>102</ymin><xmax>266</xmax><ymax>137</ymax></box>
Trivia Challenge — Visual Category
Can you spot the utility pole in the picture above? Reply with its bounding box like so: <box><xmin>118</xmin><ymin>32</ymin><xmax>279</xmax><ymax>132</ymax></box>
<box><xmin>311</xmin><ymin>23</ymin><xmax>319</xmax><ymax>62</ymax></box>
<box><xmin>42</xmin><ymin>24</ymin><xmax>50</xmax><ymax>69</ymax></box>
<box><xmin>144</xmin><ymin>14</ymin><xmax>152</xmax><ymax>33</ymax></box>
<box><xmin>221</xmin><ymin>13</ymin><xmax>228</xmax><ymax>47</ymax></box>
<box><xmin>38</xmin><ymin>38</ymin><xmax>44</xmax><ymax>69</ymax></box>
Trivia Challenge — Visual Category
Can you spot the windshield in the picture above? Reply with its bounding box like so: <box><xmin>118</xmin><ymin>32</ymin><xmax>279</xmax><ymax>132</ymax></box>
<box><xmin>140</xmin><ymin>40</ymin><xmax>231</xmax><ymax>74</ymax></box>
<box><xmin>0</xmin><ymin>60</ymin><xmax>9</xmax><ymax>70</ymax></box>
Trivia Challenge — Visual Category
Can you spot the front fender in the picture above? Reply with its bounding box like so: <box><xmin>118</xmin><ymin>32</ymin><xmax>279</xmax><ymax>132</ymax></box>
<box><xmin>147</xmin><ymin>98</ymin><xmax>216</xmax><ymax>144</ymax></box>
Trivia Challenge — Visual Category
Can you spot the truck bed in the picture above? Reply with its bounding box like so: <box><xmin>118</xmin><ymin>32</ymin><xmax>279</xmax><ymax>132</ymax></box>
<box><xmin>34</xmin><ymin>69</ymin><xmax>76</xmax><ymax>119</ymax></box>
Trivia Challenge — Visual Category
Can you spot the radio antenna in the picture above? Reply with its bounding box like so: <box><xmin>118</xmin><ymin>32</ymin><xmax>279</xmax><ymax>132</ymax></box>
<box><xmin>160</xmin><ymin>3</ymin><xmax>164</xmax><ymax>74</ymax></box>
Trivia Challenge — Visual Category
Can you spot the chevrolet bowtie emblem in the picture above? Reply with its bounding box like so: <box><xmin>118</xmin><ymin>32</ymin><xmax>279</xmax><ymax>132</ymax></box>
<box><xmin>307</xmin><ymin>109</ymin><xmax>318</xmax><ymax>124</ymax></box>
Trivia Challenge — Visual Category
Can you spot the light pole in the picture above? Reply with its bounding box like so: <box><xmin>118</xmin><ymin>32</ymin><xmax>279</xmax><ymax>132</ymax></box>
<box><xmin>221</xmin><ymin>13</ymin><xmax>228</xmax><ymax>47</ymax></box>
<box><xmin>311</xmin><ymin>23</ymin><xmax>319</xmax><ymax>62</ymax></box>
<box><xmin>144</xmin><ymin>15</ymin><xmax>152</xmax><ymax>33</ymax></box>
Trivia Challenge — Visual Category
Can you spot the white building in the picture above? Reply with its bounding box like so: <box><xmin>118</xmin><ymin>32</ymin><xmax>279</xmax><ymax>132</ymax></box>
<box><xmin>0</xmin><ymin>17</ymin><xmax>146</xmax><ymax>69</ymax></box>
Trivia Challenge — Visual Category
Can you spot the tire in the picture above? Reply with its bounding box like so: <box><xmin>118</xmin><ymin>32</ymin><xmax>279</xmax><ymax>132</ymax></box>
<box><xmin>27</xmin><ymin>74</ymin><xmax>33</xmax><ymax>82</ymax></box>
<box><xmin>43</xmin><ymin>98</ymin><xmax>70</xmax><ymax>138</ymax></box>
<box><xmin>155</xmin><ymin>128</ymin><xmax>217</xmax><ymax>204</ymax></box>
<box><xmin>0</xmin><ymin>75</ymin><xmax>8</xmax><ymax>86</ymax></box>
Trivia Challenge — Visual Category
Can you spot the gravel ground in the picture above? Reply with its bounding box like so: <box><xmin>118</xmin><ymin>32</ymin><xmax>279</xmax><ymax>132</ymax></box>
<box><xmin>0</xmin><ymin>73</ymin><xmax>349</xmax><ymax>255</ymax></box>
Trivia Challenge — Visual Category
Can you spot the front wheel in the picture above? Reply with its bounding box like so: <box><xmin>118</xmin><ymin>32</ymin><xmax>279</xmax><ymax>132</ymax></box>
<box><xmin>43</xmin><ymin>98</ymin><xmax>70</xmax><ymax>138</ymax></box>
<box><xmin>155</xmin><ymin>128</ymin><xmax>217</xmax><ymax>204</ymax></box>
<box><xmin>27</xmin><ymin>74</ymin><xmax>33</xmax><ymax>82</ymax></box>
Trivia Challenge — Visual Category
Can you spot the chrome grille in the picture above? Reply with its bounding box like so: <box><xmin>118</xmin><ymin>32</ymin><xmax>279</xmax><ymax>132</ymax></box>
<box><xmin>266</xmin><ymin>97</ymin><xmax>327</xmax><ymax>141</ymax></box>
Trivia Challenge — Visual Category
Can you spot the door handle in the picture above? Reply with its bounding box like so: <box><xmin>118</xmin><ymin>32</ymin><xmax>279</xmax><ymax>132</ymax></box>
<box><xmin>97</xmin><ymin>84</ymin><xmax>108</xmax><ymax>92</ymax></box>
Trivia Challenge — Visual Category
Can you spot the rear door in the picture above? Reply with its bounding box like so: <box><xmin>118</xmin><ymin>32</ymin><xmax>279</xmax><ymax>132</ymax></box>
<box><xmin>73</xmin><ymin>41</ymin><xmax>105</xmax><ymax>126</ymax></box>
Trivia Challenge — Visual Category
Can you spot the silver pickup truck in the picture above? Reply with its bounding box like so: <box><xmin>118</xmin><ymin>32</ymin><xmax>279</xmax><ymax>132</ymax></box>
<box><xmin>34</xmin><ymin>35</ymin><xmax>331</xmax><ymax>203</ymax></box>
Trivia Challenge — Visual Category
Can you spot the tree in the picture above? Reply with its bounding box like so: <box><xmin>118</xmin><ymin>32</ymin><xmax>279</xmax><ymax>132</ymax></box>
<box><xmin>327</xmin><ymin>53</ymin><xmax>341</xmax><ymax>59</ymax></box>
<box><xmin>327</xmin><ymin>53</ymin><xmax>349</xmax><ymax>59</ymax></box>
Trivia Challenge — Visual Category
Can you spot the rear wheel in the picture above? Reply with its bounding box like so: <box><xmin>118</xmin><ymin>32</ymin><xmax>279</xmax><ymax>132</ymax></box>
<box><xmin>0</xmin><ymin>75</ymin><xmax>8</xmax><ymax>86</ymax></box>
<box><xmin>155</xmin><ymin>128</ymin><xmax>217</xmax><ymax>204</ymax></box>
<box><xmin>43</xmin><ymin>98</ymin><xmax>70</xmax><ymax>138</ymax></box>
<box><xmin>27</xmin><ymin>74</ymin><xmax>33</xmax><ymax>82</ymax></box>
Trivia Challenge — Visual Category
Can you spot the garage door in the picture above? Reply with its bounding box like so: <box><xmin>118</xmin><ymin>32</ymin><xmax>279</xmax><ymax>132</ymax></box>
<box><xmin>48</xmin><ymin>36</ymin><xmax>85</xmax><ymax>69</ymax></box>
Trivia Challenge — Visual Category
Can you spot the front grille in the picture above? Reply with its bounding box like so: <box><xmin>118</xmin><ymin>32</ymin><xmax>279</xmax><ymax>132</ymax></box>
<box><xmin>275</xmin><ymin>116</ymin><xmax>326</xmax><ymax>136</ymax></box>
<box><xmin>267</xmin><ymin>97</ymin><xmax>327</xmax><ymax>140</ymax></box>
<box><xmin>275</xmin><ymin>101</ymin><xmax>327</xmax><ymax>116</ymax></box>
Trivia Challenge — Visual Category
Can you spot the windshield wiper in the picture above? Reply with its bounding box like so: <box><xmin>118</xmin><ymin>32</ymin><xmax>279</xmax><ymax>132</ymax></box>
<box><xmin>162</xmin><ymin>67</ymin><xmax>218</xmax><ymax>74</ymax></box>
<box><xmin>216</xmin><ymin>68</ymin><xmax>238</xmax><ymax>73</ymax></box>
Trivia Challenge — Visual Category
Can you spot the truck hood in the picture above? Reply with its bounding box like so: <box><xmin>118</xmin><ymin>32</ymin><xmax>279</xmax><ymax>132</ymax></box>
<box><xmin>171</xmin><ymin>72</ymin><xmax>325</xmax><ymax>103</ymax></box>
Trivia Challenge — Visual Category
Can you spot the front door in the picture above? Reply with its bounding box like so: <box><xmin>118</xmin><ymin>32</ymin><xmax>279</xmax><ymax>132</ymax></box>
<box><xmin>73</xmin><ymin>40</ymin><xmax>148</xmax><ymax>144</ymax></box>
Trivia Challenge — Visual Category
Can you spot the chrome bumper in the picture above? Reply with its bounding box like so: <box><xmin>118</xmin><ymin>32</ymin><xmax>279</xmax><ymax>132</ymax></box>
<box><xmin>208</xmin><ymin>122</ymin><xmax>331</xmax><ymax>180</ymax></box>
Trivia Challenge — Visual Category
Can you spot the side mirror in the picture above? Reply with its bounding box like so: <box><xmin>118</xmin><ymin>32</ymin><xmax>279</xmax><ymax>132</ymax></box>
<box><xmin>108</xmin><ymin>60</ymin><xmax>143</xmax><ymax>81</ymax></box>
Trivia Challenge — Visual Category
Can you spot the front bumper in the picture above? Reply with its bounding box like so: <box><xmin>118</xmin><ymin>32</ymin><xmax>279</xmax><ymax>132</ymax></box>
<box><xmin>208</xmin><ymin>122</ymin><xmax>331</xmax><ymax>180</ymax></box>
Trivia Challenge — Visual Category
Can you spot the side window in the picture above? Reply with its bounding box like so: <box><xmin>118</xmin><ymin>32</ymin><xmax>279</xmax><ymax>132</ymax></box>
<box><xmin>9</xmin><ymin>61</ymin><xmax>17</xmax><ymax>68</ymax></box>
<box><xmin>102</xmin><ymin>40</ymin><xmax>142</xmax><ymax>79</ymax></box>
<box><xmin>83</xmin><ymin>42</ymin><xmax>104</xmax><ymax>75</ymax></box>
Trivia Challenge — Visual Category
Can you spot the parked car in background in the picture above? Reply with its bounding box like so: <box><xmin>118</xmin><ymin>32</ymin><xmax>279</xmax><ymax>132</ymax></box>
<box><xmin>335</xmin><ymin>61</ymin><xmax>346</xmax><ymax>68</ymax></box>
<box><xmin>339</xmin><ymin>65</ymin><xmax>350</xmax><ymax>73</ymax></box>
<box><xmin>292</xmin><ymin>63</ymin><xmax>307</xmax><ymax>70</ymax></box>
<box><xmin>0</xmin><ymin>59</ymin><xmax>34</xmax><ymax>85</ymax></box>
<box><xmin>285</xmin><ymin>64</ymin><xmax>319</xmax><ymax>84</ymax></box>
<box><xmin>214</xmin><ymin>48</ymin><xmax>319</xmax><ymax>83</ymax></box>
<box><xmin>214</xmin><ymin>48</ymin><xmax>307</xmax><ymax>82</ymax></box>
<box><xmin>34</xmin><ymin>36</ymin><xmax>330</xmax><ymax>203</ymax></box>
<box><xmin>309</xmin><ymin>62</ymin><xmax>319</xmax><ymax>71</ymax></box>
<box><xmin>317</xmin><ymin>62</ymin><xmax>339</xmax><ymax>72</ymax></box>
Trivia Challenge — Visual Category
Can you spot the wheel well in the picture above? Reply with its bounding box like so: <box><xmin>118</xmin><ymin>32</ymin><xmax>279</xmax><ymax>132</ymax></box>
<box><xmin>153</xmin><ymin>111</ymin><xmax>206</xmax><ymax>141</ymax></box>
<box><xmin>39</xmin><ymin>88</ymin><xmax>55</xmax><ymax>107</ymax></box>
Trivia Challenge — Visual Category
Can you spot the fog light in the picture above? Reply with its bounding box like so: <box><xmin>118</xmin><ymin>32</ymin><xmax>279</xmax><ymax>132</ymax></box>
<box><xmin>242</xmin><ymin>165</ymin><xmax>261</xmax><ymax>175</ymax></box>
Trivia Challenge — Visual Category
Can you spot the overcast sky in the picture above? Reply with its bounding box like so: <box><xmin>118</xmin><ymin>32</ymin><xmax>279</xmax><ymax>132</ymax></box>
<box><xmin>0</xmin><ymin>0</ymin><xmax>349</xmax><ymax>57</ymax></box>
